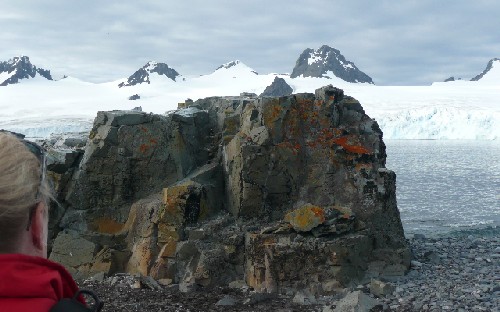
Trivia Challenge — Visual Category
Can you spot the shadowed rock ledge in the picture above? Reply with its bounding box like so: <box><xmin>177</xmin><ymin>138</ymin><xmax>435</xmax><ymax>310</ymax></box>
<box><xmin>47</xmin><ymin>85</ymin><xmax>410</xmax><ymax>297</ymax></box>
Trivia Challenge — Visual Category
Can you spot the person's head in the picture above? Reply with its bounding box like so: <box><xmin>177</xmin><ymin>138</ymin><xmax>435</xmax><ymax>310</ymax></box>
<box><xmin>0</xmin><ymin>132</ymin><xmax>52</xmax><ymax>258</ymax></box>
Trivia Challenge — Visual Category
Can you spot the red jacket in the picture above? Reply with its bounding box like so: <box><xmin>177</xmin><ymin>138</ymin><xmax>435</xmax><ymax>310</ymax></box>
<box><xmin>0</xmin><ymin>253</ymin><xmax>82</xmax><ymax>312</ymax></box>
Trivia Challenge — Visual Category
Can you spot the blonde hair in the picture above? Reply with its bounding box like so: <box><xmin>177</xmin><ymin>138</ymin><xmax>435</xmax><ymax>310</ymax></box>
<box><xmin>0</xmin><ymin>132</ymin><xmax>52</xmax><ymax>253</ymax></box>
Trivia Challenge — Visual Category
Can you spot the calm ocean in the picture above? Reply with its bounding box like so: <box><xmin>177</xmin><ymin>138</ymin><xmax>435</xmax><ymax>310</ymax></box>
<box><xmin>385</xmin><ymin>140</ymin><xmax>500</xmax><ymax>237</ymax></box>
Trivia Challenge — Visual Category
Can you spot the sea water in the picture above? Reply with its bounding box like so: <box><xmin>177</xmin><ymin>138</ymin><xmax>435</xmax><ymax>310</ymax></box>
<box><xmin>385</xmin><ymin>140</ymin><xmax>500</xmax><ymax>236</ymax></box>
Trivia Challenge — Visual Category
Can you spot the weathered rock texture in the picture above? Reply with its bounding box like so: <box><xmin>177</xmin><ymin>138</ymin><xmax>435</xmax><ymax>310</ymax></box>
<box><xmin>48</xmin><ymin>85</ymin><xmax>410</xmax><ymax>296</ymax></box>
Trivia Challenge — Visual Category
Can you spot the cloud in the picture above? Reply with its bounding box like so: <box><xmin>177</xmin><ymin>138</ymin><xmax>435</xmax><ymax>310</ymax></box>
<box><xmin>1</xmin><ymin>0</ymin><xmax>498</xmax><ymax>85</ymax></box>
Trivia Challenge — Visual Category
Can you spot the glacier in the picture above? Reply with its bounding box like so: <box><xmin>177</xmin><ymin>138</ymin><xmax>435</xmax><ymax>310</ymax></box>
<box><xmin>0</xmin><ymin>61</ymin><xmax>498</xmax><ymax>140</ymax></box>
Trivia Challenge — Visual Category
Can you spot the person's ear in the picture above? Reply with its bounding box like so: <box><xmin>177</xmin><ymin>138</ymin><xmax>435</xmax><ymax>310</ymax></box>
<box><xmin>30</xmin><ymin>202</ymin><xmax>46</xmax><ymax>252</ymax></box>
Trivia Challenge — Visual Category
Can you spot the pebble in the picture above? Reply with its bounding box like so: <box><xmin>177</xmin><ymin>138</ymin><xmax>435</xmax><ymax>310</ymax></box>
<box><xmin>377</xmin><ymin>232</ymin><xmax>499</xmax><ymax>311</ymax></box>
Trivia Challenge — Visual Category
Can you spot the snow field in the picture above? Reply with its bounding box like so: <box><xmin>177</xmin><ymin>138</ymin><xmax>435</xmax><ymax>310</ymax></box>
<box><xmin>1</xmin><ymin>61</ymin><xmax>498</xmax><ymax>140</ymax></box>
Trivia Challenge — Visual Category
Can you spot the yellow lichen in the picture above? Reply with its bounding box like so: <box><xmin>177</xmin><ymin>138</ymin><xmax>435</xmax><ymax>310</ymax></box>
<box><xmin>284</xmin><ymin>204</ymin><xmax>326</xmax><ymax>232</ymax></box>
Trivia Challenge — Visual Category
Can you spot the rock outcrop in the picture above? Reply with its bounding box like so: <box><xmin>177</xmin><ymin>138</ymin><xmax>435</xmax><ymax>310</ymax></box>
<box><xmin>290</xmin><ymin>45</ymin><xmax>374</xmax><ymax>84</ymax></box>
<box><xmin>0</xmin><ymin>56</ymin><xmax>53</xmax><ymax>86</ymax></box>
<box><xmin>48</xmin><ymin>86</ymin><xmax>410</xmax><ymax>296</ymax></box>
<box><xmin>260</xmin><ymin>76</ymin><xmax>293</xmax><ymax>97</ymax></box>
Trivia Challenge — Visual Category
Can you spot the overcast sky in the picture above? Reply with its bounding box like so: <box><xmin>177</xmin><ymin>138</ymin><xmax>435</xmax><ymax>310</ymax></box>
<box><xmin>1</xmin><ymin>0</ymin><xmax>498</xmax><ymax>85</ymax></box>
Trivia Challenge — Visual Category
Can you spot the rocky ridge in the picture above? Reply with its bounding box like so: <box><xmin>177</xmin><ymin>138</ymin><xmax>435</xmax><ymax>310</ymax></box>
<box><xmin>118</xmin><ymin>61</ymin><xmax>180</xmax><ymax>87</ymax></box>
<box><xmin>290</xmin><ymin>45</ymin><xmax>374</xmax><ymax>84</ymax></box>
<box><xmin>471</xmin><ymin>58</ymin><xmax>500</xmax><ymax>81</ymax></box>
<box><xmin>44</xmin><ymin>86</ymin><xmax>410</xmax><ymax>300</ymax></box>
<box><xmin>0</xmin><ymin>56</ymin><xmax>53</xmax><ymax>86</ymax></box>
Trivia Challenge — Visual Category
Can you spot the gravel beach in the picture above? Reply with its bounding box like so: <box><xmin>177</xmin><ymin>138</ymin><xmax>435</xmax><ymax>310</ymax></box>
<box><xmin>379</xmin><ymin>228</ymin><xmax>499</xmax><ymax>311</ymax></box>
<box><xmin>82</xmin><ymin>228</ymin><xmax>499</xmax><ymax>312</ymax></box>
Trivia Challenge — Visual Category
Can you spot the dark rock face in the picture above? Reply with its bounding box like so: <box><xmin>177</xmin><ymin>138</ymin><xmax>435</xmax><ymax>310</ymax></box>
<box><xmin>119</xmin><ymin>61</ymin><xmax>180</xmax><ymax>87</ymax></box>
<box><xmin>471</xmin><ymin>58</ymin><xmax>500</xmax><ymax>81</ymax></box>
<box><xmin>0</xmin><ymin>56</ymin><xmax>53</xmax><ymax>86</ymax></box>
<box><xmin>290</xmin><ymin>45</ymin><xmax>374</xmax><ymax>84</ymax></box>
<box><xmin>260</xmin><ymin>76</ymin><xmax>293</xmax><ymax>97</ymax></box>
<box><xmin>444</xmin><ymin>76</ymin><xmax>456</xmax><ymax>82</ymax></box>
<box><xmin>64</xmin><ymin>108</ymin><xmax>213</xmax><ymax>224</ymax></box>
<box><xmin>48</xmin><ymin>108</ymin><xmax>216</xmax><ymax>278</ymax></box>
<box><xmin>48</xmin><ymin>86</ymin><xmax>409</xmax><ymax>295</ymax></box>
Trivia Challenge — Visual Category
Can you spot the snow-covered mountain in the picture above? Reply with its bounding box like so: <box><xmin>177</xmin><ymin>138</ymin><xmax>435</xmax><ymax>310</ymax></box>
<box><xmin>290</xmin><ymin>45</ymin><xmax>374</xmax><ymax>84</ymax></box>
<box><xmin>215</xmin><ymin>60</ymin><xmax>258</xmax><ymax>74</ymax></box>
<box><xmin>471</xmin><ymin>58</ymin><xmax>500</xmax><ymax>83</ymax></box>
<box><xmin>0</xmin><ymin>55</ymin><xmax>498</xmax><ymax>140</ymax></box>
<box><xmin>0</xmin><ymin>56</ymin><xmax>53</xmax><ymax>86</ymax></box>
<box><xmin>118</xmin><ymin>61</ymin><xmax>180</xmax><ymax>87</ymax></box>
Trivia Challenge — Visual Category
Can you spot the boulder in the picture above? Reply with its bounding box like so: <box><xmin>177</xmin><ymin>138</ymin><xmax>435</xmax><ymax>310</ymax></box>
<box><xmin>47</xmin><ymin>85</ymin><xmax>410</xmax><ymax>292</ymax></box>
<box><xmin>49</xmin><ymin>231</ymin><xmax>97</xmax><ymax>279</ymax></box>
<box><xmin>369</xmin><ymin>279</ymin><xmax>395</xmax><ymax>297</ymax></box>
<box><xmin>327</xmin><ymin>290</ymin><xmax>380</xmax><ymax>312</ymax></box>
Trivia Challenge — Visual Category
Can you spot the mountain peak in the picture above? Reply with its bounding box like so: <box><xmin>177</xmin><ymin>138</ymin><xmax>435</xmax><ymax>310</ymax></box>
<box><xmin>216</xmin><ymin>60</ymin><xmax>242</xmax><ymax>70</ymax></box>
<box><xmin>0</xmin><ymin>55</ymin><xmax>53</xmax><ymax>86</ymax></box>
<box><xmin>290</xmin><ymin>45</ymin><xmax>374</xmax><ymax>84</ymax></box>
<box><xmin>260</xmin><ymin>76</ymin><xmax>293</xmax><ymax>97</ymax></box>
<box><xmin>213</xmin><ymin>60</ymin><xmax>258</xmax><ymax>75</ymax></box>
<box><xmin>118</xmin><ymin>61</ymin><xmax>180</xmax><ymax>87</ymax></box>
<box><xmin>9</xmin><ymin>55</ymin><xmax>29</xmax><ymax>65</ymax></box>
<box><xmin>470</xmin><ymin>58</ymin><xmax>500</xmax><ymax>81</ymax></box>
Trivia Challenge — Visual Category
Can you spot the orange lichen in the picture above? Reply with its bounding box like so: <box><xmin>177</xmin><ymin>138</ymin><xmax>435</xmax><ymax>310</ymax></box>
<box><xmin>263</xmin><ymin>103</ymin><xmax>283</xmax><ymax>126</ymax></box>
<box><xmin>139</xmin><ymin>143</ymin><xmax>149</xmax><ymax>153</ymax></box>
<box><xmin>343</xmin><ymin>145</ymin><xmax>370</xmax><ymax>154</ymax></box>
<box><xmin>284</xmin><ymin>204</ymin><xmax>326</xmax><ymax>232</ymax></box>
<box><xmin>159</xmin><ymin>238</ymin><xmax>177</xmax><ymax>258</ymax></box>
<box><xmin>310</xmin><ymin>206</ymin><xmax>326</xmax><ymax>222</ymax></box>
<box><xmin>333</xmin><ymin>136</ymin><xmax>371</xmax><ymax>154</ymax></box>
<box><xmin>93</xmin><ymin>218</ymin><xmax>125</xmax><ymax>234</ymax></box>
